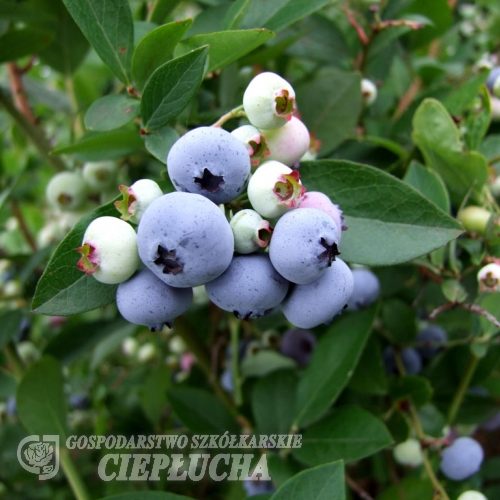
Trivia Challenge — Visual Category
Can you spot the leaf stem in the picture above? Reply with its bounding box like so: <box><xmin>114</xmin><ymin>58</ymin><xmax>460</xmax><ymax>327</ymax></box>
<box><xmin>59</xmin><ymin>448</ymin><xmax>91</xmax><ymax>500</ymax></box>
<box><xmin>447</xmin><ymin>354</ymin><xmax>480</xmax><ymax>425</ymax></box>
<box><xmin>0</xmin><ymin>87</ymin><xmax>66</xmax><ymax>171</ymax></box>
<box><xmin>229</xmin><ymin>316</ymin><xmax>243</xmax><ymax>406</ymax></box>
<box><xmin>4</xmin><ymin>342</ymin><xmax>25</xmax><ymax>381</ymax></box>
<box><xmin>212</xmin><ymin>105</ymin><xmax>245</xmax><ymax>128</ymax></box>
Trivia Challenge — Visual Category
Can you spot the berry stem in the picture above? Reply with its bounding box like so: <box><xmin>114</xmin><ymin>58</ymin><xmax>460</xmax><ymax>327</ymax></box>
<box><xmin>212</xmin><ymin>105</ymin><xmax>246</xmax><ymax>128</ymax></box>
<box><xmin>229</xmin><ymin>316</ymin><xmax>243</xmax><ymax>407</ymax></box>
<box><xmin>447</xmin><ymin>354</ymin><xmax>480</xmax><ymax>425</ymax></box>
<box><xmin>59</xmin><ymin>448</ymin><xmax>91</xmax><ymax>500</ymax></box>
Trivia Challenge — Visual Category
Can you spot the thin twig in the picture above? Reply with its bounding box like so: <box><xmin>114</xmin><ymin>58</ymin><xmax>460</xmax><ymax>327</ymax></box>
<box><xmin>343</xmin><ymin>4</ymin><xmax>369</xmax><ymax>45</ymax></box>
<box><xmin>7</xmin><ymin>62</ymin><xmax>37</xmax><ymax>126</ymax></box>
<box><xmin>212</xmin><ymin>105</ymin><xmax>245</xmax><ymax>128</ymax></box>
<box><xmin>10</xmin><ymin>201</ymin><xmax>38</xmax><ymax>253</ymax></box>
<box><xmin>346</xmin><ymin>474</ymin><xmax>374</xmax><ymax>500</ymax></box>
<box><xmin>429</xmin><ymin>302</ymin><xmax>500</xmax><ymax>330</ymax></box>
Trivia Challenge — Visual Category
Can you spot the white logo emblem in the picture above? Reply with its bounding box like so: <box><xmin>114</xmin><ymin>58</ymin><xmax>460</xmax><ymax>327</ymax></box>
<box><xmin>17</xmin><ymin>435</ymin><xmax>60</xmax><ymax>480</ymax></box>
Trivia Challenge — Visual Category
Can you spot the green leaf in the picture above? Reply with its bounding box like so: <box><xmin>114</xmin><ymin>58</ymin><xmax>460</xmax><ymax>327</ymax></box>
<box><xmin>271</xmin><ymin>460</ymin><xmax>345</xmax><ymax>500</ymax></box>
<box><xmin>412</xmin><ymin>98</ymin><xmax>489</xmax><ymax>206</ymax></box>
<box><xmin>390</xmin><ymin>375</ymin><xmax>433</xmax><ymax>407</ymax></box>
<box><xmin>223</xmin><ymin>0</ymin><xmax>253</xmax><ymax>30</ymax></box>
<box><xmin>349</xmin><ymin>337</ymin><xmax>388</xmax><ymax>395</ymax></box>
<box><xmin>381</xmin><ymin>299</ymin><xmax>417</xmax><ymax>344</ymax></box>
<box><xmin>133</xmin><ymin>21</ymin><xmax>158</xmax><ymax>46</ymax></box>
<box><xmin>478</xmin><ymin>293</ymin><xmax>500</xmax><ymax>336</ymax></box>
<box><xmin>31</xmin><ymin>199</ymin><xmax>120</xmax><ymax>316</ymax></box>
<box><xmin>148</xmin><ymin>0</ymin><xmax>183</xmax><ymax>25</ymax></box>
<box><xmin>242</xmin><ymin>0</ymin><xmax>332</xmax><ymax>33</ymax></box>
<box><xmin>377</xmin><ymin>476</ymin><xmax>433</xmax><ymax>500</ymax></box>
<box><xmin>176</xmin><ymin>29</ymin><xmax>274</xmax><ymax>73</ymax></box>
<box><xmin>132</xmin><ymin>19</ymin><xmax>193</xmax><ymax>91</ymax></box>
<box><xmin>441</xmin><ymin>279</ymin><xmax>467</xmax><ymax>303</ymax></box>
<box><xmin>0</xmin><ymin>310</ymin><xmax>24</xmax><ymax>351</ymax></box>
<box><xmin>403</xmin><ymin>161</ymin><xmax>449</xmax><ymax>212</ymax></box>
<box><xmin>144</xmin><ymin>126</ymin><xmax>179</xmax><ymax>164</ymax></box>
<box><xmin>0</xmin><ymin>370</ymin><xmax>17</xmax><ymax>399</ymax></box>
<box><xmin>140</xmin><ymin>364</ymin><xmax>170</xmax><ymax>427</ymax></box>
<box><xmin>52</xmin><ymin>130</ymin><xmax>144</xmax><ymax>161</ymax></box>
<box><xmin>444</xmin><ymin>71</ymin><xmax>489</xmax><ymax>117</ymax></box>
<box><xmin>167</xmin><ymin>387</ymin><xmax>239</xmax><ymax>435</ymax></box>
<box><xmin>292</xmin><ymin>406</ymin><xmax>393</xmax><ymax>465</ymax></box>
<box><xmin>241</xmin><ymin>350</ymin><xmax>297</xmax><ymax>378</ymax></box>
<box><xmin>464</xmin><ymin>85</ymin><xmax>491</xmax><ymax>151</ymax></box>
<box><xmin>43</xmin><ymin>319</ymin><xmax>130</xmax><ymax>364</ymax></box>
<box><xmin>34</xmin><ymin>0</ymin><xmax>89</xmax><ymax>75</ymax></box>
<box><xmin>296</xmin><ymin>69</ymin><xmax>362</xmax><ymax>155</ymax></box>
<box><xmin>293</xmin><ymin>306</ymin><xmax>377</xmax><ymax>428</ymax></box>
<box><xmin>299</xmin><ymin>160</ymin><xmax>463</xmax><ymax>266</ymax></box>
<box><xmin>0</xmin><ymin>28</ymin><xmax>54</xmax><ymax>64</ymax></box>
<box><xmin>252</xmin><ymin>370</ymin><xmax>298</xmax><ymax>435</ymax></box>
<box><xmin>97</xmin><ymin>493</ymin><xmax>196</xmax><ymax>500</ymax></box>
<box><xmin>84</xmin><ymin>95</ymin><xmax>140</xmax><ymax>132</ymax></box>
<box><xmin>17</xmin><ymin>356</ymin><xmax>67</xmax><ymax>438</ymax></box>
<box><xmin>62</xmin><ymin>0</ymin><xmax>134</xmax><ymax>85</ymax></box>
<box><xmin>141</xmin><ymin>46</ymin><xmax>208</xmax><ymax>131</ymax></box>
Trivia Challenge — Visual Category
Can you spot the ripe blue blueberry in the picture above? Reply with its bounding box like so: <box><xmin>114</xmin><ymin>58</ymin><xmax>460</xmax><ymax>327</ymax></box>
<box><xmin>440</xmin><ymin>437</ymin><xmax>484</xmax><ymax>481</ymax></box>
<box><xmin>69</xmin><ymin>393</ymin><xmax>91</xmax><ymax>410</ymax></box>
<box><xmin>243</xmin><ymin>479</ymin><xmax>275</xmax><ymax>497</ymax></box>
<box><xmin>487</xmin><ymin>66</ymin><xmax>500</xmax><ymax>98</ymax></box>
<box><xmin>220</xmin><ymin>368</ymin><xmax>233</xmax><ymax>393</ymax></box>
<box><xmin>280</xmin><ymin>329</ymin><xmax>316</xmax><ymax>367</ymax></box>
<box><xmin>298</xmin><ymin>191</ymin><xmax>344</xmax><ymax>240</ymax></box>
<box><xmin>269</xmin><ymin>208</ymin><xmax>340</xmax><ymax>284</ymax></box>
<box><xmin>205</xmin><ymin>253</ymin><xmax>290</xmax><ymax>320</ymax></box>
<box><xmin>167</xmin><ymin>127</ymin><xmax>251</xmax><ymax>204</ymax></box>
<box><xmin>137</xmin><ymin>192</ymin><xmax>234</xmax><ymax>288</ymax></box>
<box><xmin>415</xmin><ymin>325</ymin><xmax>447</xmax><ymax>360</ymax></box>
<box><xmin>347</xmin><ymin>268</ymin><xmax>380</xmax><ymax>310</ymax></box>
<box><xmin>6</xmin><ymin>396</ymin><xmax>16</xmax><ymax>416</ymax></box>
<box><xmin>282</xmin><ymin>258</ymin><xmax>354</xmax><ymax>329</ymax></box>
<box><xmin>116</xmin><ymin>268</ymin><xmax>193</xmax><ymax>330</ymax></box>
<box><xmin>384</xmin><ymin>347</ymin><xmax>422</xmax><ymax>375</ymax></box>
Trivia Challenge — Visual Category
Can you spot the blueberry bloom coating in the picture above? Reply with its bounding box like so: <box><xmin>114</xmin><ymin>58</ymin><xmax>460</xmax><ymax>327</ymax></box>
<box><xmin>167</xmin><ymin>127</ymin><xmax>251</xmax><ymax>204</ymax></box>
<box><xmin>347</xmin><ymin>268</ymin><xmax>380</xmax><ymax>311</ymax></box>
<box><xmin>415</xmin><ymin>325</ymin><xmax>447</xmax><ymax>360</ymax></box>
<box><xmin>205</xmin><ymin>253</ymin><xmax>290</xmax><ymax>319</ymax></box>
<box><xmin>282</xmin><ymin>258</ymin><xmax>354</xmax><ymax>328</ymax></box>
<box><xmin>137</xmin><ymin>192</ymin><xmax>234</xmax><ymax>288</ymax></box>
<box><xmin>116</xmin><ymin>268</ymin><xmax>193</xmax><ymax>330</ymax></box>
<box><xmin>270</xmin><ymin>208</ymin><xmax>340</xmax><ymax>285</ymax></box>
<box><xmin>440</xmin><ymin>437</ymin><xmax>484</xmax><ymax>481</ymax></box>
<box><xmin>280</xmin><ymin>329</ymin><xmax>316</xmax><ymax>367</ymax></box>
<box><xmin>298</xmin><ymin>191</ymin><xmax>344</xmax><ymax>239</ymax></box>
<box><xmin>487</xmin><ymin>66</ymin><xmax>500</xmax><ymax>95</ymax></box>
<box><xmin>383</xmin><ymin>347</ymin><xmax>422</xmax><ymax>375</ymax></box>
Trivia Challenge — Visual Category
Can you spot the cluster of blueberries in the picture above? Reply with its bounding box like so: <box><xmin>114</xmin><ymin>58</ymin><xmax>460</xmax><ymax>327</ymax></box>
<box><xmin>76</xmin><ymin>72</ymin><xmax>379</xmax><ymax>331</ymax></box>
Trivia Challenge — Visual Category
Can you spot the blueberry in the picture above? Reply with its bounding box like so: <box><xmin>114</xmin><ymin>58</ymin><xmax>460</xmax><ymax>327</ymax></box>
<box><xmin>137</xmin><ymin>192</ymin><xmax>234</xmax><ymax>288</ymax></box>
<box><xmin>205</xmin><ymin>253</ymin><xmax>290</xmax><ymax>320</ymax></box>
<box><xmin>167</xmin><ymin>127</ymin><xmax>251</xmax><ymax>204</ymax></box>
<box><xmin>280</xmin><ymin>329</ymin><xmax>316</xmax><ymax>367</ymax></box>
<box><xmin>440</xmin><ymin>437</ymin><xmax>484</xmax><ymax>481</ymax></box>
<box><xmin>487</xmin><ymin>66</ymin><xmax>500</xmax><ymax>97</ymax></box>
<box><xmin>69</xmin><ymin>393</ymin><xmax>91</xmax><ymax>410</ymax></box>
<box><xmin>46</xmin><ymin>171</ymin><xmax>88</xmax><ymax>211</ymax></box>
<box><xmin>383</xmin><ymin>347</ymin><xmax>422</xmax><ymax>375</ymax></box>
<box><xmin>243</xmin><ymin>479</ymin><xmax>275</xmax><ymax>497</ymax></box>
<box><xmin>298</xmin><ymin>191</ymin><xmax>344</xmax><ymax>240</ymax></box>
<box><xmin>6</xmin><ymin>396</ymin><xmax>16</xmax><ymax>416</ymax></box>
<box><xmin>347</xmin><ymin>268</ymin><xmax>380</xmax><ymax>311</ymax></box>
<box><xmin>270</xmin><ymin>208</ymin><xmax>340</xmax><ymax>285</ymax></box>
<box><xmin>415</xmin><ymin>325</ymin><xmax>447</xmax><ymax>360</ymax></box>
<box><xmin>220</xmin><ymin>369</ymin><xmax>233</xmax><ymax>393</ymax></box>
<box><xmin>457</xmin><ymin>491</ymin><xmax>487</xmax><ymax>500</ymax></box>
<box><xmin>281</xmin><ymin>258</ymin><xmax>354</xmax><ymax>329</ymax></box>
<box><xmin>393</xmin><ymin>438</ymin><xmax>423</xmax><ymax>467</ymax></box>
<box><xmin>116</xmin><ymin>269</ymin><xmax>193</xmax><ymax>330</ymax></box>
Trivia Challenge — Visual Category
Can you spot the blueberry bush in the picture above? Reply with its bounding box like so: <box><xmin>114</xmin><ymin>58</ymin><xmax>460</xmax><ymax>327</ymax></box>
<box><xmin>2</xmin><ymin>0</ymin><xmax>500</xmax><ymax>499</ymax></box>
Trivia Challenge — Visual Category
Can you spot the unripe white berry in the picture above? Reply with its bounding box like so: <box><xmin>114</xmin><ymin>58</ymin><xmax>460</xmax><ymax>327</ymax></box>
<box><xmin>77</xmin><ymin>216</ymin><xmax>139</xmax><ymax>285</ymax></box>
<box><xmin>477</xmin><ymin>263</ymin><xmax>500</xmax><ymax>292</ymax></box>
<box><xmin>82</xmin><ymin>161</ymin><xmax>118</xmax><ymax>191</ymax></box>
<box><xmin>247</xmin><ymin>161</ymin><xmax>305</xmax><ymax>218</ymax></box>
<box><xmin>243</xmin><ymin>72</ymin><xmax>296</xmax><ymax>130</ymax></box>
<box><xmin>115</xmin><ymin>179</ymin><xmax>163</xmax><ymax>224</ymax></box>
<box><xmin>457</xmin><ymin>491</ymin><xmax>488</xmax><ymax>500</ymax></box>
<box><xmin>393</xmin><ymin>438</ymin><xmax>423</xmax><ymax>467</ymax></box>
<box><xmin>231</xmin><ymin>124</ymin><xmax>270</xmax><ymax>167</ymax></box>
<box><xmin>230</xmin><ymin>209</ymin><xmax>273</xmax><ymax>254</ymax></box>
<box><xmin>46</xmin><ymin>171</ymin><xmax>87</xmax><ymax>211</ymax></box>
<box><xmin>458</xmin><ymin>206</ymin><xmax>491</xmax><ymax>235</ymax></box>
<box><xmin>361</xmin><ymin>78</ymin><xmax>377</xmax><ymax>106</ymax></box>
<box><xmin>137</xmin><ymin>343</ymin><xmax>157</xmax><ymax>362</ymax></box>
<box><xmin>122</xmin><ymin>337</ymin><xmax>139</xmax><ymax>357</ymax></box>
<box><xmin>262</xmin><ymin>116</ymin><xmax>310</xmax><ymax>167</ymax></box>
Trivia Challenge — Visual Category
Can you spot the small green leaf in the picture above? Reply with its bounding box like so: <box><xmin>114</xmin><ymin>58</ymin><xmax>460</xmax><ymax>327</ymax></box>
<box><xmin>0</xmin><ymin>370</ymin><xmax>17</xmax><ymax>399</ymax></box>
<box><xmin>141</xmin><ymin>46</ymin><xmax>208</xmax><ymax>131</ymax></box>
<box><xmin>292</xmin><ymin>406</ymin><xmax>393</xmax><ymax>465</ymax></box>
<box><xmin>271</xmin><ymin>460</ymin><xmax>345</xmax><ymax>500</ymax></box>
<box><xmin>478</xmin><ymin>293</ymin><xmax>500</xmax><ymax>336</ymax></box>
<box><xmin>293</xmin><ymin>306</ymin><xmax>377</xmax><ymax>428</ymax></box>
<box><xmin>349</xmin><ymin>337</ymin><xmax>388</xmax><ymax>395</ymax></box>
<box><xmin>0</xmin><ymin>310</ymin><xmax>24</xmax><ymax>351</ymax></box>
<box><xmin>132</xmin><ymin>19</ymin><xmax>193</xmax><ymax>90</ymax></box>
<box><xmin>296</xmin><ymin>70</ymin><xmax>362</xmax><ymax>155</ymax></box>
<box><xmin>441</xmin><ymin>279</ymin><xmax>467</xmax><ymax>303</ymax></box>
<box><xmin>62</xmin><ymin>0</ymin><xmax>134</xmax><ymax>85</ymax></box>
<box><xmin>84</xmin><ymin>95</ymin><xmax>140</xmax><ymax>132</ymax></box>
<box><xmin>444</xmin><ymin>71</ymin><xmax>489</xmax><ymax>117</ymax></box>
<box><xmin>241</xmin><ymin>350</ymin><xmax>297</xmax><ymax>378</ymax></box>
<box><xmin>0</xmin><ymin>28</ymin><xmax>54</xmax><ymax>64</ymax></box>
<box><xmin>176</xmin><ymin>29</ymin><xmax>274</xmax><ymax>73</ymax></box>
<box><xmin>141</xmin><ymin>364</ymin><xmax>170</xmax><ymax>426</ymax></box>
<box><xmin>133</xmin><ymin>21</ymin><xmax>158</xmax><ymax>46</ymax></box>
<box><xmin>464</xmin><ymin>85</ymin><xmax>491</xmax><ymax>151</ymax></box>
<box><xmin>144</xmin><ymin>126</ymin><xmax>179</xmax><ymax>164</ymax></box>
<box><xmin>299</xmin><ymin>160</ymin><xmax>463</xmax><ymax>266</ymax></box>
<box><xmin>97</xmin><ymin>493</ymin><xmax>196</xmax><ymax>500</ymax></box>
<box><xmin>412</xmin><ymin>98</ymin><xmax>489</xmax><ymax>206</ymax></box>
<box><xmin>223</xmin><ymin>0</ymin><xmax>252</xmax><ymax>30</ymax></box>
<box><xmin>252</xmin><ymin>370</ymin><xmax>298</xmax><ymax>435</ymax></box>
<box><xmin>382</xmin><ymin>299</ymin><xmax>417</xmax><ymax>344</ymax></box>
<box><xmin>167</xmin><ymin>387</ymin><xmax>239</xmax><ymax>435</ymax></box>
<box><xmin>390</xmin><ymin>375</ymin><xmax>433</xmax><ymax>407</ymax></box>
<box><xmin>52</xmin><ymin>130</ymin><xmax>144</xmax><ymax>161</ymax></box>
<box><xmin>17</xmin><ymin>356</ymin><xmax>67</xmax><ymax>438</ymax></box>
<box><xmin>31</xmin><ymin>199</ymin><xmax>121</xmax><ymax>316</ymax></box>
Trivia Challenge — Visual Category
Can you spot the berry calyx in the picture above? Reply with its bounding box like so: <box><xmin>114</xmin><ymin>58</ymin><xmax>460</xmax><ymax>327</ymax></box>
<box><xmin>115</xmin><ymin>184</ymin><xmax>136</xmax><ymax>221</ymax></box>
<box><xmin>76</xmin><ymin>242</ymin><xmax>99</xmax><ymax>274</ymax></box>
<box><xmin>154</xmin><ymin>245</ymin><xmax>184</xmax><ymax>275</ymax></box>
<box><xmin>477</xmin><ymin>263</ymin><xmax>500</xmax><ymax>292</ymax></box>
<box><xmin>274</xmin><ymin>171</ymin><xmax>306</xmax><ymax>208</ymax></box>
<box><xmin>274</xmin><ymin>88</ymin><xmax>295</xmax><ymax>119</ymax></box>
<box><xmin>115</xmin><ymin>179</ymin><xmax>163</xmax><ymax>224</ymax></box>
